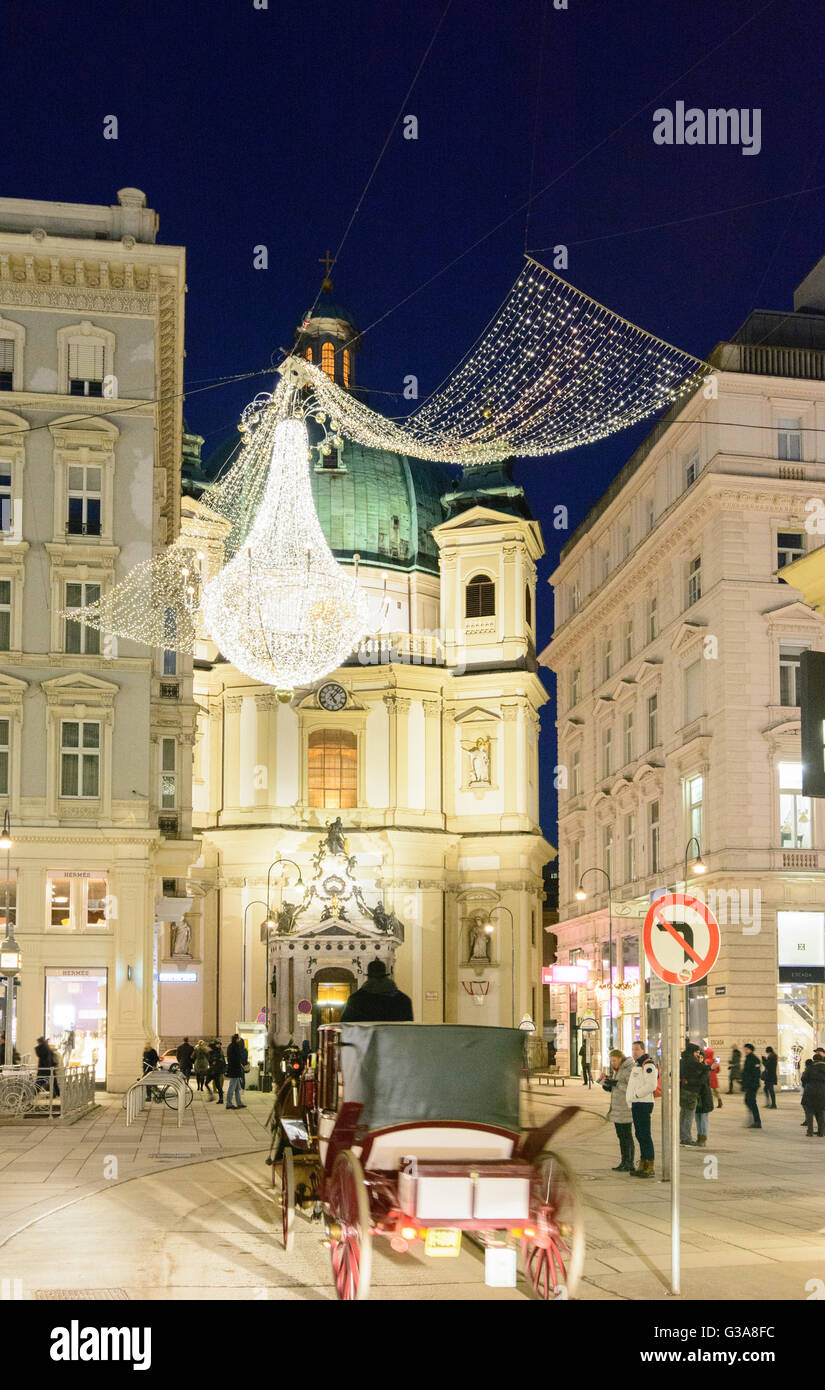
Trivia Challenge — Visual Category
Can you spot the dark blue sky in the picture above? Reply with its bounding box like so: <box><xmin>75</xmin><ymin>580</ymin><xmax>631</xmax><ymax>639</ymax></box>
<box><xmin>6</xmin><ymin>0</ymin><xmax>825</xmax><ymax>836</ymax></box>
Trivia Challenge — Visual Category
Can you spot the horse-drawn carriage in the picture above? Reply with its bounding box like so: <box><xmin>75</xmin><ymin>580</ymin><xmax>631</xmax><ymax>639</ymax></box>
<box><xmin>265</xmin><ymin>1023</ymin><xmax>583</xmax><ymax>1300</ymax></box>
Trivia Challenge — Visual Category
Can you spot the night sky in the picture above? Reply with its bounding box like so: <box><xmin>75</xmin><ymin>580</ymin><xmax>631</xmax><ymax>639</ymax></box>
<box><xmin>6</xmin><ymin>0</ymin><xmax>825</xmax><ymax>837</ymax></box>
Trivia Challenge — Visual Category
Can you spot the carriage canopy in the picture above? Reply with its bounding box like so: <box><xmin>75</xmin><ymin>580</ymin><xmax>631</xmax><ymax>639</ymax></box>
<box><xmin>340</xmin><ymin>1024</ymin><xmax>523</xmax><ymax>1133</ymax></box>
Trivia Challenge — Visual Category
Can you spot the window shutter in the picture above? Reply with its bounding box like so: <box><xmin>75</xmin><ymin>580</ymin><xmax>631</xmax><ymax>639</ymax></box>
<box><xmin>68</xmin><ymin>341</ymin><xmax>104</xmax><ymax>381</ymax></box>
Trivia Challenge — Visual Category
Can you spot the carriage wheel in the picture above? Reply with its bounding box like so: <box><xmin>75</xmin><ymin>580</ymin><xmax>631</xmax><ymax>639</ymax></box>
<box><xmin>522</xmin><ymin>1149</ymin><xmax>585</xmax><ymax>1300</ymax></box>
<box><xmin>327</xmin><ymin>1150</ymin><xmax>372</xmax><ymax>1302</ymax></box>
<box><xmin>281</xmin><ymin>1147</ymin><xmax>296</xmax><ymax>1252</ymax></box>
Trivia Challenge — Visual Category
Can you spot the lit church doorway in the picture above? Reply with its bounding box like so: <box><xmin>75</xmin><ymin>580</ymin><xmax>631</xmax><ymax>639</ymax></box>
<box><xmin>312</xmin><ymin>968</ymin><xmax>356</xmax><ymax>1047</ymax></box>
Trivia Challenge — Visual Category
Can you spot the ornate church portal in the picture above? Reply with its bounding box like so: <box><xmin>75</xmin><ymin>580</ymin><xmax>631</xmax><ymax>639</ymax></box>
<box><xmin>268</xmin><ymin>821</ymin><xmax>404</xmax><ymax>1048</ymax></box>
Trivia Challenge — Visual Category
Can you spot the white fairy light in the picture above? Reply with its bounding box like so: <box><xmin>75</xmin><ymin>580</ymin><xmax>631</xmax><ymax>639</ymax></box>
<box><xmin>199</xmin><ymin>416</ymin><xmax>370</xmax><ymax>693</ymax></box>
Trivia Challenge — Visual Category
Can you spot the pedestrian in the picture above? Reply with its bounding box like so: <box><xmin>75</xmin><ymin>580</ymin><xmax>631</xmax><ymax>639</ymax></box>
<box><xmin>679</xmin><ymin>1044</ymin><xmax>706</xmax><ymax>1145</ymax></box>
<box><xmin>727</xmin><ymin>1044</ymin><xmax>742</xmax><ymax>1093</ymax></box>
<box><xmin>340</xmin><ymin>959</ymin><xmax>413</xmax><ymax>1022</ymax></box>
<box><xmin>175</xmin><ymin>1036</ymin><xmax>195</xmax><ymax>1080</ymax></box>
<box><xmin>600</xmin><ymin>1048</ymin><xmax>636</xmax><ymax>1172</ymax></box>
<box><xmin>704</xmin><ymin>1046</ymin><xmax>722</xmax><ymax>1108</ymax></box>
<box><xmin>626</xmin><ymin>1040</ymin><xmax>659</xmax><ymax>1178</ymax></box>
<box><xmin>206</xmin><ymin>1040</ymin><xmax>226</xmax><ymax>1104</ymax></box>
<box><xmin>35</xmin><ymin>1036</ymin><xmax>58</xmax><ymax>1094</ymax></box>
<box><xmin>579</xmin><ymin>1040</ymin><xmax>592</xmax><ymax>1088</ymax></box>
<box><xmin>192</xmin><ymin>1039</ymin><xmax>210</xmax><ymax>1092</ymax></box>
<box><xmin>761</xmin><ymin>1046</ymin><xmax>778</xmax><ymax>1109</ymax></box>
<box><xmin>694</xmin><ymin>1045</ymin><xmax>714</xmax><ymax>1145</ymax></box>
<box><xmin>142</xmin><ymin>1038</ymin><xmax>160</xmax><ymax>1102</ymax></box>
<box><xmin>742</xmin><ymin>1043</ymin><xmax>762</xmax><ymax>1129</ymax></box>
<box><xmin>225</xmin><ymin>1033</ymin><xmax>247</xmax><ymax>1110</ymax></box>
<box><xmin>801</xmin><ymin>1054</ymin><xmax>825</xmax><ymax>1137</ymax></box>
<box><xmin>239</xmin><ymin>1036</ymin><xmax>249</xmax><ymax>1090</ymax></box>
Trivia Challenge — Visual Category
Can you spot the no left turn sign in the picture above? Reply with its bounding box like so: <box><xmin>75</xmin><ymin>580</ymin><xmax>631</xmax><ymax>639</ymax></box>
<box><xmin>643</xmin><ymin>892</ymin><xmax>720</xmax><ymax>986</ymax></box>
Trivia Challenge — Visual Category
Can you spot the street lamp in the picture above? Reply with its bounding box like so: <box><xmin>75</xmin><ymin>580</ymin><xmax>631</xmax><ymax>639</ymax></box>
<box><xmin>0</xmin><ymin>813</ymin><xmax>16</xmax><ymax>1066</ymax></box>
<box><xmin>241</xmin><ymin>899</ymin><xmax>268</xmax><ymax>1022</ymax></box>
<box><xmin>263</xmin><ymin>859</ymin><xmax>304</xmax><ymax>1072</ymax></box>
<box><xmin>575</xmin><ymin>866</ymin><xmax>615</xmax><ymax>1050</ymax></box>
<box><xmin>683</xmin><ymin>836</ymin><xmax>706</xmax><ymax>882</ymax></box>
<box><xmin>483</xmin><ymin>904</ymin><xmax>516</xmax><ymax>1028</ymax></box>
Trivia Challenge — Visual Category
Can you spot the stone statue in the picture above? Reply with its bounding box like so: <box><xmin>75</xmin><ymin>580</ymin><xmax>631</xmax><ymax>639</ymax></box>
<box><xmin>170</xmin><ymin>919</ymin><xmax>191</xmax><ymax>957</ymax></box>
<box><xmin>468</xmin><ymin>915</ymin><xmax>491</xmax><ymax>962</ymax></box>
<box><xmin>277</xmin><ymin>900</ymin><xmax>297</xmax><ymax>935</ymax></box>
<box><xmin>326</xmin><ymin>816</ymin><xmax>348</xmax><ymax>856</ymax></box>
<box><xmin>470</xmin><ymin>737</ymin><xmax>491</xmax><ymax>784</ymax></box>
<box><xmin>373</xmin><ymin>900</ymin><xmax>390</xmax><ymax>933</ymax></box>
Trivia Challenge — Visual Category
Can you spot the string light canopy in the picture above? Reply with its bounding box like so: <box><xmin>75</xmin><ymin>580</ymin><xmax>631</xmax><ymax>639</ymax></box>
<box><xmin>287</xmin><ymin>255</ymin><xmax>709</xmax><ymax>465</ymax></box>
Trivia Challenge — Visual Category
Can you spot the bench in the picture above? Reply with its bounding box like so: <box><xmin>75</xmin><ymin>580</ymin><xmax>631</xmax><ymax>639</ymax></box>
<box><xmin>529</xmin><ymin>1068</ymin><xmax>566</xmax><ymax>1088</ymax></box>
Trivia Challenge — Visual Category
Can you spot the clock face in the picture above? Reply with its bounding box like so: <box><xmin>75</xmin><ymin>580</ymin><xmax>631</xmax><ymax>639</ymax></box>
<box><xmin>318</xmin><ymin>682</ymin><xmax>347</xmax><ymax>712</ymax></box>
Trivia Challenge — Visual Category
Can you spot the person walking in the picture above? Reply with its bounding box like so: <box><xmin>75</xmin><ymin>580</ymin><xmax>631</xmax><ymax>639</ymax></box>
<box><xmin>600</xmin><ymin>1048</ymin><xmax>635</xmax><ymax>1172</ymax></box>
<box><xmin>694</xmin><ymin>1045</ymin><xmax>714</xmax><ymax>1146</ymax></box>
<box><xmin>679</xmin><ymin>1044</ymin><xmax>706</xmax><ymax>1145</ymax></box>
<box><xmin>626</xmin><ymin>1040</ymin><xmax>658</xmax><ymax>1178</ymax></box>
<box><xmin>761</xmin><ymin>1046</ymin><xmax>778</xmax><ymax>1109</ymax></box>
<box><xmin>340</xmin><ymin>959</ymin><xmax>413</xmax><ymax>1022</ymax></box>
<box><xmin>175</xmin><ymin>1036</ymin><xmax>195</xmax><ymax>1081</ymax></box>
<box><xmin>801</xmin><ymin>1054</ymin><xmax>825</xmax><ymax>1136</ymax></box>
<box><xmin>35</xmin><ymin>1036</ymin><xmax>59</xmax><ymax>1095</ymax></box>
<box><xmin>206</xmin><ymin>1040</ymin><xmax>226</xmax><ymax>1104</ymax></box>
<box><xmin>142</xmin><ymin>1038</ymin><xmax>160</xmax><ymax>1102</ymax></box>
<box><xmin>727</xmin><ymin>1044</ymin><xmax>742</xmax><ymax>1094</ymax></box>
<box><xmin>579</xmin><ymin>1040</ymin><xmax>593</xmax><ymax>1088</ymax></box>
<box><xmin>225</xmin><ymin>1034</ymin><xmax>247</xmax><ymax>1110</ymax></box>
<box><xmin>742</xmin><ymin>1043</ymin><xmax>762</xmax><ymax>1129</ymax></box>
<box><xmin>192</xmin><ymin>1039</ymin><xmax>210</xmax><ymax>1092</ymax></box>
<box><xmin>704</xmin><ymin>1046</ymin><xmax>722</xmax><ymax>1108</ymax></box>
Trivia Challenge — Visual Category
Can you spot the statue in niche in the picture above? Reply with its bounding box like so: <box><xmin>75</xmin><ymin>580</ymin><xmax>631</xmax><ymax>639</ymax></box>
<box><xmin>277</xmin><ymin>900</ymin><xmax>298</xmax><ymax>935</ymax></box>
<box><xmin>468</xmin><ymin>914</ymin><xmax>492</xmax><ymax>963</ymax></box>
<box><xmin>372</xmin><ymin>900</ymin><xmax>405</xmax><ymax>942</ymax></box>
<box><xmin>170</xmin><ymin>919</ymin><xmax>192</xmax><ymax>957</ymax></box>
<box><xmin>325</xmin><ymin>816</ymin><xmax>348</xmax><ymax>856</ymax></box>
<box><xmin>469</xmin><ymin>736</ymin><xmax>491</xmax><ymax>785</ymax></box>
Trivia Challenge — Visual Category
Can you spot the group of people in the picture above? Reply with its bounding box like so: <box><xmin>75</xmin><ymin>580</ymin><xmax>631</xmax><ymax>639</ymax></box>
<box><xmin>142</xmin><ymin>1035</ymin><xmax>250</xmax><ymax>1108</ymax></box>
<box><xmin>599</xmin><ymin>1038</ymin><xmax>785</xmax><ymax>1175</ymax></box>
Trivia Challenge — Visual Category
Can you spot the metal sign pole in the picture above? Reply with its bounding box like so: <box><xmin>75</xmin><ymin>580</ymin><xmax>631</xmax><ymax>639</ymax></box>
<box><xmin>660</xmin><ymin>999</ymin><xmax>670</xmax><ymax>1182</ymax></box>
<box><xmin>670</xmin><ymin>983</ymin><xmax>681</xmax><ymax>1296</ymax></box>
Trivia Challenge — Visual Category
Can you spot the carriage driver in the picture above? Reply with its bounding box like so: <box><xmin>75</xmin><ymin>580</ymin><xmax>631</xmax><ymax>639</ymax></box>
<box><xmin>340</xmin><ymin>959</ymin><xmax>414</xmax><ymax>1023</ymax></box>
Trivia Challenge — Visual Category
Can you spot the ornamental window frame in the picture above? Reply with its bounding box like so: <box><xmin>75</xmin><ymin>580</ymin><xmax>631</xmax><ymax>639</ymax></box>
<box><xmin>778</xmin><ymin>759</ymin><xmax>813</xmax><ymax>851</ymax></box>
<box><xmin>0</xmin><ymin>316</ymin><xmax>25</xmax><ymax>392</ymax></box>
<box><xmin>56</xmin><ymin>321</ymin><xmax>115</xmax><ymax>398</ymax></box>
<box><xmin>299</xmin><ymin>705</ymin><xmax>367</xmax><ymax>811</ymax></box>
<box><xmin>0</xmin><ymin>673</ymin><xmax>26</xmax><ymax>818</ymax></box>
<box><xmin>42</xmin><ymin>672</ymin><xmax>117</xmax><ymax>821</ymax></box>
<box><xmin>46</xmin><ymin>871</ymin><xmax>110</xmax><ymax>933</ymax></box>
<box><xmin>49</xmin><ymin>416</ymin><xmax>118</xmax><ymax>546</ymax></box>
<box><xmin>465</xmin><ymin>572</ymin><xmax>496</xmax><ymax>619</ymax></box>
<box><xmin>0</xmin><ymin>408</ymin><xmax>28</xmax><ymax>543</ymax></box>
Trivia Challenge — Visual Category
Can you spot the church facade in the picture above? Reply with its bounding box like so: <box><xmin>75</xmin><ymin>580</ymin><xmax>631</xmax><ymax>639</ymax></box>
<box><xmin>171</xmin><ymin>288</ymin><xmax>554</xmax><ymax>1050</ymax></box>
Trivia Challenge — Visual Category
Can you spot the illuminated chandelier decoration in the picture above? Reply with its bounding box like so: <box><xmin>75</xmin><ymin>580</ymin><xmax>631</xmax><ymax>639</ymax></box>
<box><xmin>199</xmin><ymin>414</ymin><xmax>370</xmax><ymax>693</ymax></box>
<box><xmin>288</xmin><ymin>255</ymin><xmax>709</xmax><ymax>465</ymax></box>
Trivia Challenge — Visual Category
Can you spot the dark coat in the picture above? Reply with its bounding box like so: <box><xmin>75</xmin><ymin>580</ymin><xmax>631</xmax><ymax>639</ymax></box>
<box><xmin>35</xmin><ymin>1042</ymin><xmax>56</xmax><ymax>1076</ymax></box>
<box><xmin>207</xmin><ymin>1046</ymin><xmax>226</xmax><ymax>1079</ymax></box>
<box><xmin>142</xmin><ymin>1047</ymin><xmax>159</xmax><ymax>1074</ymax></box>
<box><xmin>226</xmin><ymin>1040</ymin><xmax>244</xmax><ymax>1079</ymax></box>
<box><xmin>742</xmin><ymin>1051</ymin><xmax>761</xmax><ymax>1092</ymax></box>
<box><xmin>761</xmin><ymin>1051</ymin><xmax>778</xmax><ymax>1084</ymax></box>
<box><xmin>679</xmin><ymin>1049</ymin><xmax>706</xmax><ymax>1096</ymax></box>
<box><xmin>802</xmin><ymin>1060</ymin><xmax>825</xmax><ymax>1109</ymax></box>
<box><xmin>340</xmin><ymin>977</ymin><xmax>414</xmax><ymax>1023</ymax></box>
<box><xmin>176</xmin><ymin>1041</ymin><xmax>195</xmax><ymax>1067</ymax></box>
<box><xmin>696</xmin><ymin>1060</ymin><xmax>714</xmax><ymax>1114</ymax></box>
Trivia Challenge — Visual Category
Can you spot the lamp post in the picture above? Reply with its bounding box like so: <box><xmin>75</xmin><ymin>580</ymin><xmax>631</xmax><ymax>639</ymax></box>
<box><xmin>483</xmin><ymin>904</ymin><xmax>516</xmax><ymax>1028</ymax></box>
<box><xmin>241</xmin><ymin>899</ymin><xmax>267</xmax><ymax>1022</ymax></box>
<box><xmin>575</xmin><ymin>865</ymin><xmax>614</xmax><ymax>1052</ymax></box>
<box><xmin>0</xmin><ymin>813</ymin><xmax>17</xmax><ymax>1067</ymax></box>
<box><xmin>263</xmin><ymin>858</ymin><xmax>304</xmax><ymax>1071</ymax></box>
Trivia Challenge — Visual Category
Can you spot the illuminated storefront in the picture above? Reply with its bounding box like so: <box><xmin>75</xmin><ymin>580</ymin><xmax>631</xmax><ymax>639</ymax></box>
<box><xmin>777</xmin><ymin>910</ymin><xmax>825</xmax><ymax>1088</ymax></box>
<box><xmin>44</xmin><ymin>968</ymin><xmax>107</xmax><ymax>1082</ymax></box>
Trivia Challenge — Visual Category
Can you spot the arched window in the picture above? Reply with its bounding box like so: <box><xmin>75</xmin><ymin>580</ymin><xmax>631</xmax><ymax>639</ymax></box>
<box><xmin>525</xmin><ymin>583</ymin><xmax>532</xmax><ymax>629</ymax></box>
<box><xmin>342</xmin><ymin>349</ymin><xmax>351</xmax><ymax>388</ymax></box>
<box><xmin>321</xmin><ymin>341</ymin><xmax>335</xmax><ymax>381</ymax></box>
<box><xmin>465</xmin><ymin>573</ymin><xmax>495</xmax><ymax>618</ymax></box>
<box><xmin>308</xmin><ymin>728</ymin><xmax>357</xmax><ymax>809</ymax></box>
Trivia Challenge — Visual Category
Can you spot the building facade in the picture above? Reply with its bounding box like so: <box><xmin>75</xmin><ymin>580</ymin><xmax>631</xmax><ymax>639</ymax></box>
<box><xmin>541</xmin><ymin>252</ymin><xmax>825</xmax><ymax>1084</ymax></box>
<box><xmin>179</xmin><ymin>289</ymin><xmax>554</xmax><ymax>1049</ymax></box>
<box><xmin>0</xmin><ymin>190</ymin><xmax>198</xmax><ymax>1089</ymax></box>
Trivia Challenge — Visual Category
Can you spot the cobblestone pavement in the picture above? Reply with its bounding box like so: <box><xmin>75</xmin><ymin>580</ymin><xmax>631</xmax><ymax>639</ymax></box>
<box><xmin>0</xmin><ymin>1081</ymin><xmax>822</xmax><ymax>1300</ymax></box>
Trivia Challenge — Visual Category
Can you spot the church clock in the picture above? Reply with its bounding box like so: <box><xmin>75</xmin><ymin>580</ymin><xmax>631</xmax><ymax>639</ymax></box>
<box><xmin>318</xmin><ymin>682</ymin><xmax>347</xmax><ymax>712</ymax></box>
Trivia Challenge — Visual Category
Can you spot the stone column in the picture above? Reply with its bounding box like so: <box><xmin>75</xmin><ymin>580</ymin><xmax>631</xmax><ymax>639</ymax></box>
<box><xmin>223</xmin><ymin>695</ymin><xmax>242</xmax><ymax>815</ymax></box>
<box><xmin>501</xmin><ymin>704</ymin><xmax>520</xmax><ymax>819</ymax></box>
<box><xmin>253</xmin><ymin>692</ymin><xmax>279</xmax><ymax>810</ymax></box>
<box><xmin>423</xmin><ymin>700</ymin><xmax>441</xmax><ymax>816</ymax></box>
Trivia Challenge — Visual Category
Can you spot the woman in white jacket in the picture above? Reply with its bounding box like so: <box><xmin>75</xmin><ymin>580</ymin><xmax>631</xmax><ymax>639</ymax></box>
<box><xmin>625</xmin><ymin>1041</ymin><xmax>659</xmax><ymax>1177</ymax></box>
